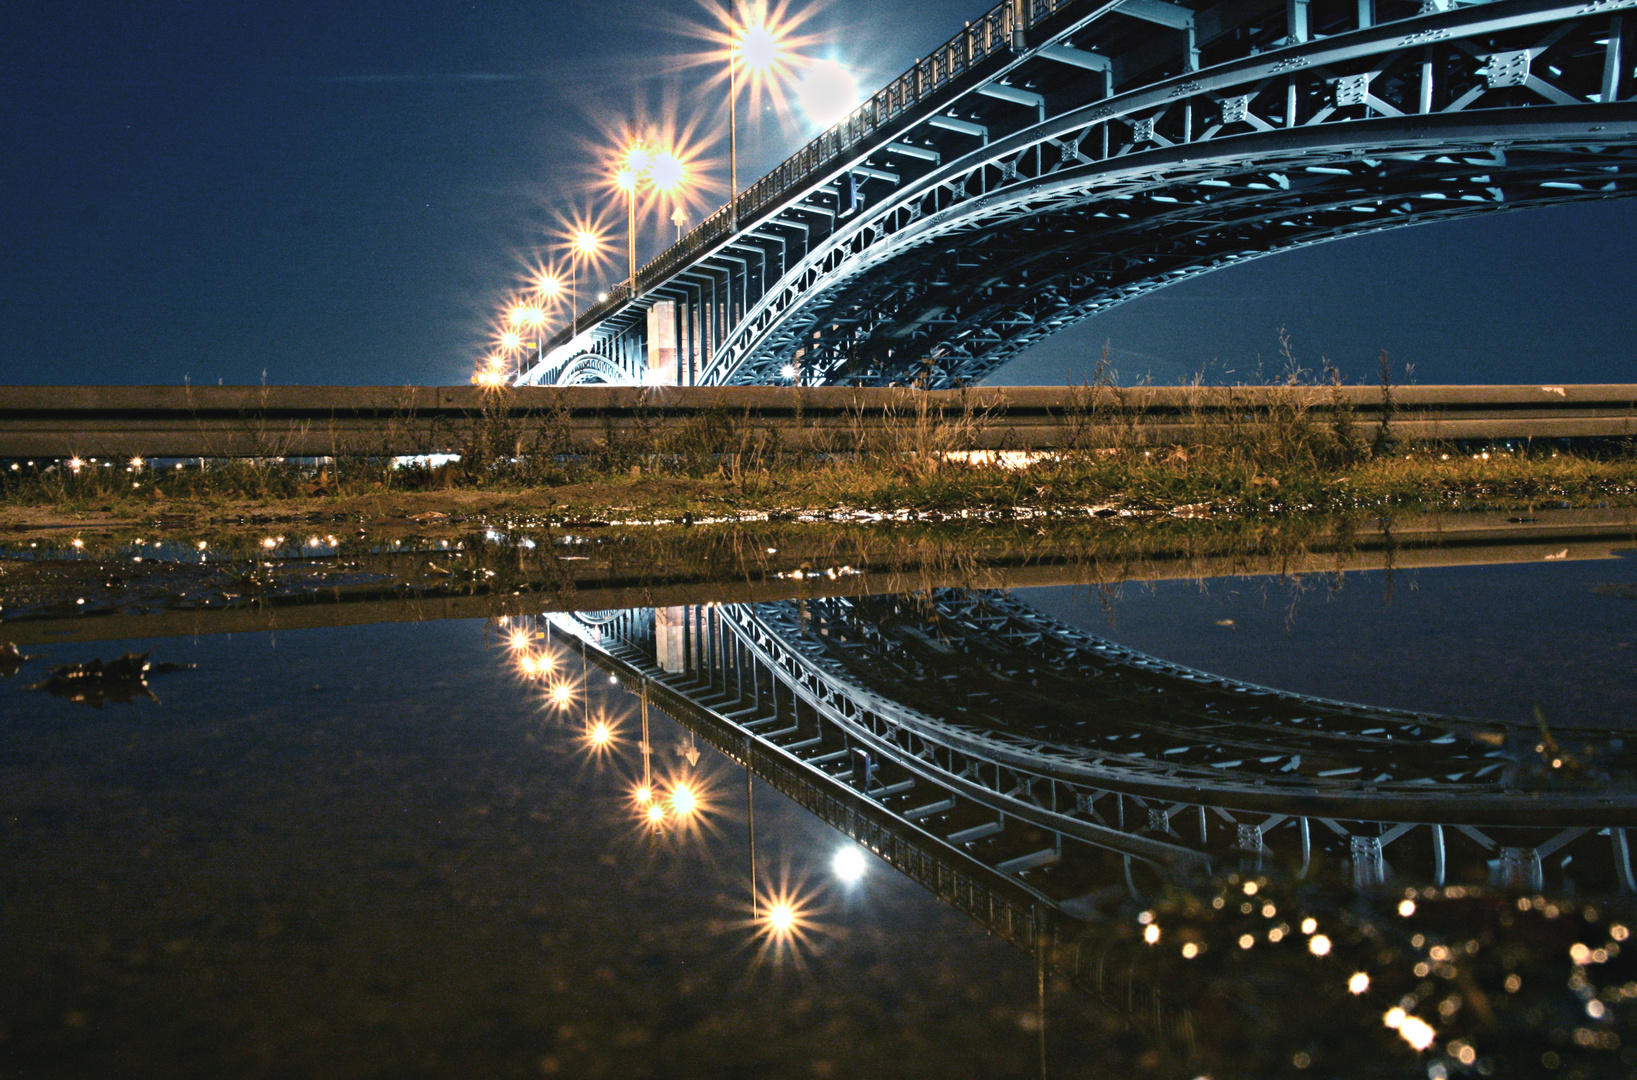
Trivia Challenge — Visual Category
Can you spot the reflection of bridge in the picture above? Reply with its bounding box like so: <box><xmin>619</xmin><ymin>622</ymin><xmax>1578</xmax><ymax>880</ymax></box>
<box><xmin>524</xmin><ymin>0</ymin><xmax>1637</xmax><ymax>389</ymax></box>
<box><xmin>548</xmin><ymin>592</ymin><xmax>1635</xmax><ymax>921</ymax></box>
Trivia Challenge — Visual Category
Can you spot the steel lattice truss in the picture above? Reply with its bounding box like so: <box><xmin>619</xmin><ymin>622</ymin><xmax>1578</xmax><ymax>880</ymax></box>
<box><xmin>524</xmin><ymin>0</ymin><xmax>1637</xmax><ymax>389</ymax></box>
<box><xmin>545</xmin><ymin>593</ymin><xmax>1636</xmax><ymax>925</ymax></box>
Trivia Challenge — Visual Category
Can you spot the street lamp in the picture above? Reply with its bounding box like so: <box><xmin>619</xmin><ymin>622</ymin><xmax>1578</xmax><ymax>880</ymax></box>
<box><xmin>614</xmin><ymin>140</ymin><xmax>652</xmax><ymax>294</ymax></box>
<box><xmin>614</xmin><ymin>140</ymin><xmax>693</xmax><ymax>298</ymax></box>
<box><xmin>726</xmin><ymin>1</ymin><xmax>801</xmax><ymax>233</ymax></box>
<box><xmin>507</xmin><ymin>301</ymin><xmax>546</xmax><ymax>380</ymax></box>
<box><xmin>569</xmin><ymin>227</ymin><xmax>603</xmax><ymax>339</ymax></box>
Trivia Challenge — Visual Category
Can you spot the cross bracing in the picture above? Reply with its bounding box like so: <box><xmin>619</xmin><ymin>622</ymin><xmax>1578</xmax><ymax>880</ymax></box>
<box><xmin>522</xmin><ymin>0</ymin><xmax>1637</xmax><ymax>389</ymax></box>
<box><xmin>542</xmin><ymin>593</ymin><xmax>1636</xmax><ymax>927</ymax></box>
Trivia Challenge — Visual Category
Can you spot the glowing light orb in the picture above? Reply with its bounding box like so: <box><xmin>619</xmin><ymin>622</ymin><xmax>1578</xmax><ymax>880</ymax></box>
<box><xmin>510</xmin><ymin>305</ymin><xmax>545</xmax><ymax>329</ymax></box>
<box><xmin>796</xmin><ymin>59</ymin><xmax>859</xmax><ymax>127</ymax></box>
<box><xmin>536</xmin><ymin>275</ymin><xmax>562</xmax><ymax>300</ymax></box>
<box><xmin>831</xmin><ymin>845</ymin><xmax>867</xmax><ymax>884</ymax></box>
<box><xmin>780</xmin><ymin>363</ymin><xmax>797</xmax><ymax>379</ymax></box>
<box><xmin>572</xmin><ymin>229</ymin><xmax>602</xmax><ymax>257</ymax></box>
<box><xmin>1395</xmin><ymin>1014</ymin><xmax>1436</xmax><ymax>1051</ymax></box>
<box><xmin>499</xmin><ymin>331</ymin><xmax>523</xmax><ymax>351</ymax></box>
<box><xmin>588</xmin><ymin>721</ymin><xmax>614</xmax><ymax>747</ymax></box>
<box><xmin>647</xmin><ymin>152</ymin><xmax>686</xmax><ymax>194</ymax></box>
<box><xmin>550</xmin><ymin>683</ymin><xmax>574</xmax><ymax>706</ymax></box>
<box><xmin>1181</xmin><ymin>942</ymin><xmax>1199</xmax><ymax>959</ymax></box>
<box><xmin>765</xmin><ymin>901</ymin><xmax>797</xmax><ymax>935</ymax></box>
<box><xmin>1308</xmin><ymin>934</ymin><xmax>1332</xmax><ymax>957</ymax></box>
<box><xmin>670</xmin><ymin>783</ymin><xmax>698</xmax><ymax>817</ymax></box>
<box><xmin>634</xmin><ymin>785</ymin><xmax>652</xmax><ymax>805</ymax></box>
<box><xmin>646</xmin><ymin>802</ymin><xmax>666</xmax><ymax>824</ymax></box>
<box><xmin>1398</xmin><ymin>899</ymin><xmax>1416</xmax><ymax>917</ymax></box>
<box><xmin>1144</xmin><ymin>923</ymin><xmax>1161</xmax><ymax>945</ymax></box>
<box><xmin>1349</xmin><ymin>972</ymin><xmax>1371</xmax><ymax>994</ymax></box>
<box><xmin>740</xmin><ymin>24</ymin><xmax>781</xmax><ymax>72</ymax></box>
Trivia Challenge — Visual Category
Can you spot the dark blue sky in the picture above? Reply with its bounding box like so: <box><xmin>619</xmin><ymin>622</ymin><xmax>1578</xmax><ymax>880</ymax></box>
<box><xmin>3</xmin><ymin>0</ymin><xmax>1633</xmax><ymax>388</ymax></box>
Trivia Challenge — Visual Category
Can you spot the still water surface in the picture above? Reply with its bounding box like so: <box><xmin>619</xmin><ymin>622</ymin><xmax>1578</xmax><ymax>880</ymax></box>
<box><xmin>3</xmin><ymin>536</ymin><xmax>1635</xmax><ymax>1078</ymax></box>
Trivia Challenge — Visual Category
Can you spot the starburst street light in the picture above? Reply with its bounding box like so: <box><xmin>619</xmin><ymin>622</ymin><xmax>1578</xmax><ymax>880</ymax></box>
<box><xmin>721</xmin><ymin>0</ymin><xmax>813</xmax><ymax>230</ymax></box>
<box><xmin>568</xmin><ymin>225</ymin><xmax>605</xmax><ymax>339</ymax></box>
<box><xmin>614</xmin><ymin>140</ymin><xmax>650</xmax><ymax>291</ymax></box>
<box><xmin>611</xmin><ymin>137</ymin><xmax>697</xmax><ymax>295</ymax></box>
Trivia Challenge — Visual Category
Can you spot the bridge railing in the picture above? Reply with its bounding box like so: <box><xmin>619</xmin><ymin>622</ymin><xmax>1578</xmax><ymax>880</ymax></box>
<box><xmin>546</xmin><ymin>0</ymin><xmax>1076</xmax><ymax>353</ymax></box>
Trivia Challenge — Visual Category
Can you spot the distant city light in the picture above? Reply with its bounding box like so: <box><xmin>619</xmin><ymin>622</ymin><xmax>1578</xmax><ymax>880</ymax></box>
<box><xmin>1383</xmin><ymin>1008</ymin><xmax>1437</xmax><ymax>1050</ymax></box>
<box><xmin>831</xmin><ymin>844</ymin><xmax>867</xmax><ymax>884</ymax></box>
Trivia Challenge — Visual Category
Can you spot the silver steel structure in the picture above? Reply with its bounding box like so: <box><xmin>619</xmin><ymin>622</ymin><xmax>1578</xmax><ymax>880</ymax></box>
<box><xmin>522</xmin><ymin>0</ymin><xmax>1637</xmax><ymax>389</ymax></box>
<box><xmin>546</xmin><ymin>592</ymin><xmax>1636</xmax><ymax>926</ymax></box>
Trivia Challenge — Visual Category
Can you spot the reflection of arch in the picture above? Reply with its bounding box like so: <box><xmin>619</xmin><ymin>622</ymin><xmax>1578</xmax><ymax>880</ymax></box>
<box><xmin>546</xmin><ymin>599</ymin><xmax>1637</xmax><ymax>1076</ymax></box>
<box><xmin>549</xmin><ymin>594</ymin><xmax>1635</xmax><ymax>902</ymax></box>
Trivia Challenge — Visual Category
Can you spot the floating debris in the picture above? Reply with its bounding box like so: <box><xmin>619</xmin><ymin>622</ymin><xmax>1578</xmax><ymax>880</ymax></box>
<box><xmin>27</xmin><ymin>652</ymin><xmax>196</xmax><ymax>707</ymax></box>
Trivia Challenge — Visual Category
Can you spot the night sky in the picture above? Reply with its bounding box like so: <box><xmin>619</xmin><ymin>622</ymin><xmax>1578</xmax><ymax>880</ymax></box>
<box><xmin>3</xmin><ymin>0</ymin><xmax>1633</xmax><ymax>389</ymax></box>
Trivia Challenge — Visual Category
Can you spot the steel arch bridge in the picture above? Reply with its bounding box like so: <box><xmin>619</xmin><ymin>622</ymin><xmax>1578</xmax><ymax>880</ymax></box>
<box><xmin>521</xmin><ymin>0</ymin><xmax>1637</xmax><ymax>390</ymax></box>
<box><xmin>542</xmin><ymin>592</ymin><xmax>1636</xmax><ymax>922</ymax></box>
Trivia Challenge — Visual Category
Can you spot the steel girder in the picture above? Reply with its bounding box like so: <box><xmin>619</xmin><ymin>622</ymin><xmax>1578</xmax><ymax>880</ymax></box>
<box><xmin>524</xmin><ymin>0</ymin><xmax>1637</xmax><ymax>388</ymax></box>
<box><xmin>711</xmin><ymin>0</ymin><xmax>1637</xmax><ymax>385</ymax></box>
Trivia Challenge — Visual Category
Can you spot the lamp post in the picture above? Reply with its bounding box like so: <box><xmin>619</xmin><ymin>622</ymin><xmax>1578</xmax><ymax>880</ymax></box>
<box><xmin>615</xmin><ymin>140</ymin><xmax>650</xmax><ymax>297</ymax></box>
<box><xmin>569</xmin><ymin>228</ymin><xmax>602</xmax><ymax>339</ymax></box>
<box><xmin>729</xmin><ymin>0</ymin><xmax>739</xmax><ymax>233</ymax></box>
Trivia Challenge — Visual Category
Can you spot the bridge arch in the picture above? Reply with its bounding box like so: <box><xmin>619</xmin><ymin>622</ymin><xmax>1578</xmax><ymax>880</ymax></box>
<box><xmin>527</xmin><ymin>0</ymin><xmax>1637</xmax><ymax>389</ymax></box>
<box><xmin>547</xmin><ymin>351</ymin><xmax>635</xmax><ymax>386</ymax></box>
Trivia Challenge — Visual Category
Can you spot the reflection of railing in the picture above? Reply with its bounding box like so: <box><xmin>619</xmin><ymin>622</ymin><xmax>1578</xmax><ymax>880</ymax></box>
<box><xmin>545</xmin><ymin>0</ymin><xmax>1075</xmax><ymax>351</ymax></box>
